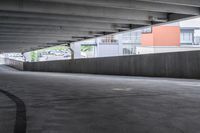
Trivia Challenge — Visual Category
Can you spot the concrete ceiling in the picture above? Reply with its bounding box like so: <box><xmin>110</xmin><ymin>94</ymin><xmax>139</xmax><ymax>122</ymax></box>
<box><xmin>0</xmin><ymin>0</ymin><xmax>199</xmax><ymax>52</ymax></box>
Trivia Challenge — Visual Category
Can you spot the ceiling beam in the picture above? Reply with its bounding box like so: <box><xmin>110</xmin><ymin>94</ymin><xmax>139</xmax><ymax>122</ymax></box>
<box><xmin>0</xmin><ymin>34</ymin><xmax>74</xmax><ymax>38</ymax></box>
<box><xmin>0</xmin><ymin>24</ymin><xmax>118</xmax><ymax>33</ymax></box>
<box><xmin>0</xmin><ymin>0</ymin><xmax>167</xmax><ymax>21</ymax></box>
<box><xmin>0</xmin><ymin>34</ymin><xmax>74</xmax><ymax>40</ymax></box>
<box><xmin>0</xmin><ymin>28</ymin><xmax>117</xmax><ymax>37</ymax></box>
<box><xmin>137</xmin><ymin>0</ymin><xmax>200</xmax><ymax>7</ymax></box>
<box><xmin>34</xmin><ymin>0</ymin><xmax>200</xmax><ymax>15</ymax></box>
<box><xmin>0</xmin><ymin>30</ymin><xmax>96</xmax><ymax>37</ymax></box>
<box><xmin>0</xmin><ymin>17</ymin><xmax>127</xmax><ymax>29</ymax></box>
<box><xmin>0</xmin><ymin>37</ymin><xmax>75</xmax><ymax>43</ymax></box>
<box><xmin>0</xmin><ymin>11</ymin><xmax>152</xmax><ymax>25</ymax></box>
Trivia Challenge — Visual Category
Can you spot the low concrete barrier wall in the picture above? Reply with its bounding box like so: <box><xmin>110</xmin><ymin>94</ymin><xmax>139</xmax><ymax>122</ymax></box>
<box><xmin>22</xmin><ymin>50</ymin><xmax>200</xmax><ymax>79</ymax></box>
<box><xmin>4</xmin><ymin>51</ymin><xmax>200</xmax><ymax>79</ymax></box>
<box><xmin>4</xmin><ymin>58</ymin><xmax>24</xmax><ymax>71</ymax></box>
<box><xmin>0</xmin><ymin>57</ymin><xmax>5</xmax><ymax>64</ymax></box>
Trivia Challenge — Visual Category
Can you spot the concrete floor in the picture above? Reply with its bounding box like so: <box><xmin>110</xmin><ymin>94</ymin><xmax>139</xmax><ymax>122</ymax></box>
<box><xmin>0</xmin><ymin>65</ymin><xmax>200</xmax><ymax>133</ymax></box>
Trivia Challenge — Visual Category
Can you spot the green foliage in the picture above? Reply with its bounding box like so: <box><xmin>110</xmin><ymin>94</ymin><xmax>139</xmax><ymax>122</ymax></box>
<box><xmin>30</xmin><ymin>51</ymin><xmax>38</xmax><ymax>62</ymax></box>
<box><xmin>81</xmin><ymin>46</ymin><xmax>93</xmax><ymax>52</ymax></box>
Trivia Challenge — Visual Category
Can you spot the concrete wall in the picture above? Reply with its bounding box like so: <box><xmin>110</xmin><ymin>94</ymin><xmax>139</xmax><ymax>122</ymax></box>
<box><xmin>98</xmin><ymin>44</ymin><xmax>120</xmax><ymax>57</ymax></box>
<box><xmin>22</xmin><ymin>51</ymin><xmax>200</xmax><ymax>79</ymax></box>
<box><xmin>4</xmin><ymin>58</ymin><xmax>24</xmax><ymax>71</ymax></box>
<box><xmin>5</xmin><ymin>51</ymin><xmax>200</xmax><ymax>79</ymax></box>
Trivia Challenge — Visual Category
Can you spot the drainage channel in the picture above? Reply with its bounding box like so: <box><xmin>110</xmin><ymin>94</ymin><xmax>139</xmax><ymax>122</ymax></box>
<box><xmin>0</xmin><ymin>89</ymin><xmax>26</xmax><ymax>133</ymax></box>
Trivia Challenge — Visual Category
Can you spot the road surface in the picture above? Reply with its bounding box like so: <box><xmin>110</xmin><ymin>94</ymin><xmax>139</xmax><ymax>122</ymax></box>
<box><xmin>0</xmin><ymin>65</ymin><xmax>200</xmax><ymax>133</ymax></box>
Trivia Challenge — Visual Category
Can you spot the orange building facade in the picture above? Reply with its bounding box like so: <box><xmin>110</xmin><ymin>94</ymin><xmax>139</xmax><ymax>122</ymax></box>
<box><xmin>141</xmin><ymin>26</ymin><xmax>181</xmax><ymax>47</ymax></box>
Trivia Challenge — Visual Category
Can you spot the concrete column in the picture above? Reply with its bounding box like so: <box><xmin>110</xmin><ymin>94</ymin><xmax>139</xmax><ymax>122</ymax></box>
<box><xmin>118</xmin><ymin>34</ymin><xmax>123</xmax><ymax>56</ymax></box>
<box><xmin>24</xmin><ymin>52</ymin><xmax>32</xmax><ymax>62</ymax></box>
<box><xmin>96</xmin><ymin>38</ymin><xmax>101</xmax><ymax>57</ymax></box>
<box><xmin>0</xmin><ymin>54</ymin><xmax>5</xmax><ymax>64</ymax></box>
<box><xmin>94</xmin><ymin>38</ymin><xmax>98</xmax><ymax>57</ymax></box>
<box><xmin>70</xmin><ymin>43</ymin><xmax>81</xmax><ymax>59</ymax></box>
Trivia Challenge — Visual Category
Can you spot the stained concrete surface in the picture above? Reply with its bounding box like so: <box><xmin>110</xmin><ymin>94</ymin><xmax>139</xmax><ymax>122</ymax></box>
<box><xmin>19</xmin><ymin>50</ymin><xmax>200</xmax><ymax>79</ymax></box>
<box><xmin>0</xmin><ymin>65</ymin><xmax>200</xmax><ymax>133</ymax></box>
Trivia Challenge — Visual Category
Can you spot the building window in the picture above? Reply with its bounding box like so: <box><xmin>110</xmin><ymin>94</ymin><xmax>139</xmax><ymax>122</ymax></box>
<box><xmin>123</xmin><ymin>48</ymin><xmax>132</xmax><ymax>55</ymax></box>
<box><xmin>122</xmin><ymin>31</ymin><xmax>141</xmax><ymax>44</ymax></box>
<box><xmin>123</xmin><ymin>44</ymin><xmax>136</xmax><ymax>55</ymax></box>
<box><xmin>181</xmin><ymin>31</ymin><xmax>193</xmax><ymax>44</ymax></box>
<box><xmin>100</xmin><ymin>35</ymin><xmax>118</xmax><ymax>44</ymax></box>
